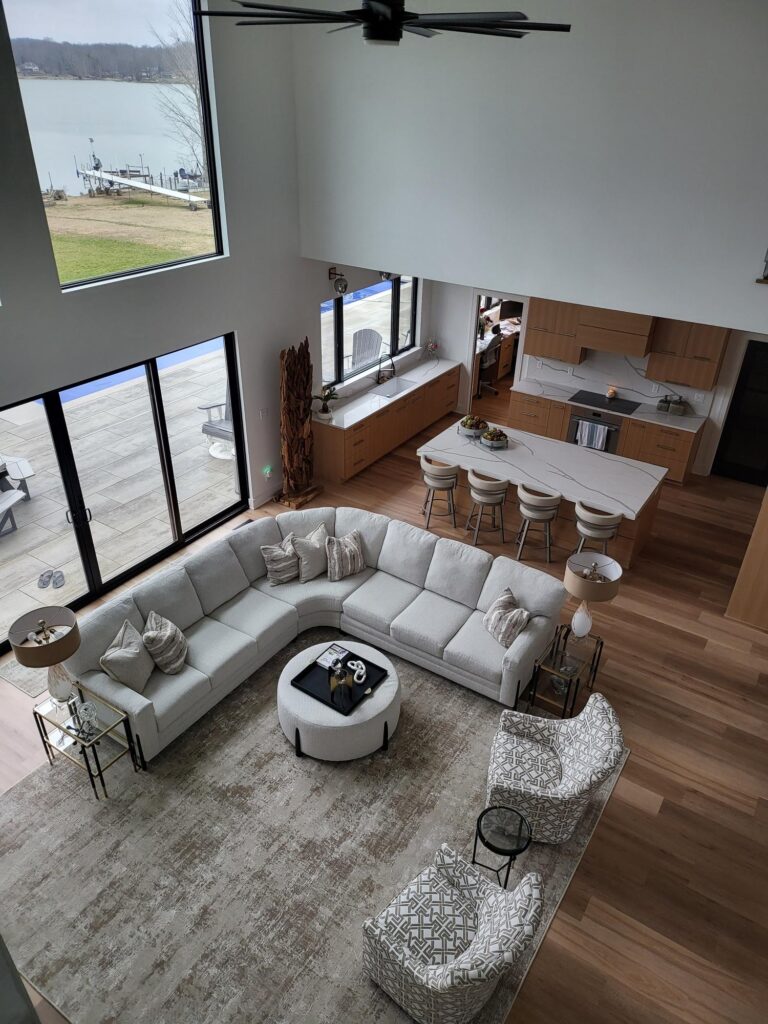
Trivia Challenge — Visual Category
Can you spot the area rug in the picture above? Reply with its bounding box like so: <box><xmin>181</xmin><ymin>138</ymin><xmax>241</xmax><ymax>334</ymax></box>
<box><xmin>0</xmin><ymin>627</ymin><xmax>627</xmax><ymax>1024</ymax></box>
<box><xmin>0</xmin><ymin>658</ymin><xmax>47</xmax><ymax>697</ymax></box>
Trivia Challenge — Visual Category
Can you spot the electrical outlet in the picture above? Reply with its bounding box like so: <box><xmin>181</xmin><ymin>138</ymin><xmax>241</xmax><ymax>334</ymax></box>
<box><xmin>567</xmin><ymin>367</ymin><xmax>574</xmax><ymax>376</ymax></box>
<box><xmin>650</xmin><ymin>383</ymin><xmax>660</xmax><ymax>395</ymax></box>
<box><xmin>536</xmin><ymin>360</ymin><xmax>543</xmax><ymax>370</ymax></box>
<box><xmin>693</xmin><ymin>392</ymin><xmax>705</xmax><ymax>402</ymax></box>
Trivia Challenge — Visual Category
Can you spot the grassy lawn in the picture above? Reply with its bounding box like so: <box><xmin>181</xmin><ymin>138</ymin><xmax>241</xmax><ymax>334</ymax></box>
<box><xmin>51</xmin><ymin>233</ymin><xmax>189</xmax><ymax>284</ymax></box>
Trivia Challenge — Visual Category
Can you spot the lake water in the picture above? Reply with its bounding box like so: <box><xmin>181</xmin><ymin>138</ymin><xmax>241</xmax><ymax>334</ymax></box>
<box><xmin>19</xmin><ymin>78</ymin><xmax>199</xmax><ymax>195</ymax></box>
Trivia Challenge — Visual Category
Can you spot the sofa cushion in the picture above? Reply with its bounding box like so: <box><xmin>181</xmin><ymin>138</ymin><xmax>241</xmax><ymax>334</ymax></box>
<box><xmin>184</xmin><ymin>539</ymin><xmax>249</xmax><ymax>614</ymax></box>
<box><xmin>443</xmin><ymin>611</ymin><xmax>507</xmax><ymax>686</ymax></box>
<box><xmin>334</xmin><ymin>507</ymin><xmax>390</xmax><ymax>567</ymax></box>
<box><xmin>133</xmin><ymin>565</ymin><xmax>203</xmax><ymax>632</ymax></box>
<box><xmin>293</xmin><ymin>522</ymin><xmax>329</xmax><ymax>582</ymax></box>
<box><xmin>376</xmin><ymin>519</ymin><xmax>439</xmax><ymax>587</ymax></box>
<box><xmin>390</xmin><ymin>591</ymin><xmax>472</xmax><ymax>659</ymax></box>
<box><xmin>227</xmin><ymin>517</ymin><xmax>282</xmax><ymax>582</ymax></box>
<box><xmin>210</xmin><ymin>587</ymin><xmax>298</xmax><ymax>644</ymax></box>
<box><xmin>184</xmin><ymin>617</ymin><xmax>259</xmax><ymax>690</ymax></box>
<box><xmin>342</xmin><ymin>570</ymin><xmax>422</xmax><ymax>634</ymax></box>
<box><xmin>477</xmin><ymin>556</ymin><xmax>566</xmax><ymax>618</ymax></box>
<box><xmin>276</xmin><ymin>507</ymin><xmax>336</xmax><ymax>540</ymax></box>
<box><xmin>424</xmin><ymin>538</ymin><xmax>493</xmax><ymax>608</ymax></box>
<box><xmin>261</xmin><ymin>532</ymin><xmax>300</xmax><ymax>586</ymax></box>
<box><xmin>99</xmin><ymin>620</ymin><xmax>155</xmax><ymax>693</ymax></box>
<box><xmin>65</xmin><ymin>593</ymin><xmax>145</xmax><ymax>676</ymax></box>
<box><xmin>254</xmin><ymin>566</ymin><xmax>375</xmax><ymax>617</ymax></box>
<box><xmin>483</xmin><ymin>589</ymin><xmax>530</xmax><ymax>647</ymax></box>
<box><xmin>143</xmin><ymin>662</ymin><xmax>212</xmax><ymax>733</ymax></box>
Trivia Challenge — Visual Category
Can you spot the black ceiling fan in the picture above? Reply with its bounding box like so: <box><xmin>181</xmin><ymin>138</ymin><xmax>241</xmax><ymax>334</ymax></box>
<box><xmin>196</xmin><ymin>1</ymin><xmax>571</xmax><ymax>46</ymax></box>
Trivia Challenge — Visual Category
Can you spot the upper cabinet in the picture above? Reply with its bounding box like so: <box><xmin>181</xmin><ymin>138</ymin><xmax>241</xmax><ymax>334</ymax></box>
<box><xmin>525</xmin><ymin>299</ymin><xmax>584</xmax><ymax>364</ymax></box>
<box><xmin>647</xmin><ymin>320</ymin><xmax>730</xmax><ymax>390</ymax></box>
<box><xmin>575</xmin><ymin>306</ymin><xmax>654</xmax><ymax>356</ymax></box>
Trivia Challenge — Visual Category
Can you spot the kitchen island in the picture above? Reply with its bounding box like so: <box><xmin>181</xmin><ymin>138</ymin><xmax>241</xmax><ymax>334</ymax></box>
<box><xmin>418</xmin><ymin>419</ymin><xmax>667</xmax><ymax>566</ymax></box>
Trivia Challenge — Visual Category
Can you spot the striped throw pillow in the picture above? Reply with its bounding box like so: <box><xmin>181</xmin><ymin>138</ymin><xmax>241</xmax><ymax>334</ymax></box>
<box><xmin>326</xmin><ymin>530</ymin><xmax>365</xmax><ymax>582</ymax></box>
<box><xmin>142</xmin><ymin>610</ymin><xmax>187</xmax><ymax>674</ymax></box>
<box><xmin>482</xmin><ymin>588</ymin><xmax>530</xmax><ymax>647</ymax></box>
<box><xmin>261</xmin><ymin>532</ymin><xmax>299</xmax><ymax>586</ymax></box>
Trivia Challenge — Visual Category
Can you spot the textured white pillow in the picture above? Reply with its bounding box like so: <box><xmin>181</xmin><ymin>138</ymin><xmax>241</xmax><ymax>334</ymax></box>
<box><xmin>482</xmin><ymin>588</ymin><xmax>531</xmax><ymax>647</ymax></box>
<box><xmin>261</xmin><ymin>532</ymin><xmax>300</xmax><ymax>586</ymax></box>
<box><xmin>142</xmin><ymin>610</ymin><xmax>187</xmax><ymax>675</ymax></box>
<box><xmin>293</xmin><ymin>523</ymin><xmax>329</xmax><ymax>583</ymax></box>
<box><xmin>326</xmin><ymin>530</ymin><xmax>365</xmax><ymax>582</ymax></box>
<box><xmin>100</xmin><ymin>619</ymin><xmax>155</xmax><ymax>693</ymax></box>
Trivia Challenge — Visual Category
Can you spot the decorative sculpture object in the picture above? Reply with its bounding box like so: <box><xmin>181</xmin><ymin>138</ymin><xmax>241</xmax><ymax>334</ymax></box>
<box><xmin>278</xmin><ymin>337</ymin><xmax>322</xmax><ymax>508</ymax></box>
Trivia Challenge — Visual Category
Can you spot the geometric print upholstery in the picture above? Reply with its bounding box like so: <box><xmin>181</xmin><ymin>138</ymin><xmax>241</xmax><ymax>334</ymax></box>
<box><xmin>363</xmin><ymin>844</ymin><xmax>543</xmax><ymax>1024</ymax></box>
<box><xmin>486</xmin><ymin>693</ymin><xmax>624</xmax><ymax>844</ymax></box>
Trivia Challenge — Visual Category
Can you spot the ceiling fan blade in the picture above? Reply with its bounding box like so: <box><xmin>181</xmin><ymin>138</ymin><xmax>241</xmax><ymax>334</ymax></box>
<box><xmin>327</xmin><ymin>23</ymin><xmax>360</xmax><ymax>33</ymax></box>
<box><xmin>408</xmin><ymin>12</ymin><xmax>528</xmax><ymax>24</ymax></box>
<box><xmin>404</xmin><ymin>25</ymin><xmax>440</xmax><ymax>37</ymax></box>
<box><xmin>432</xmin><ymin>25</ymin><xmax>529</xmax><ymax>38</ymax></box>
<box><xmin>204</xmin><ymin>10</ymin><xmax>352</xmax><ymax>22</ymax></box>
<box><xmin>237</xmin><ymin>17</ymin><xmax>358</xmax><ymax>24</ymax></box>
<box><xmin>235</xmin><ymin>1</ymin><xmax>351</xmax><ymax>19</ymax></box>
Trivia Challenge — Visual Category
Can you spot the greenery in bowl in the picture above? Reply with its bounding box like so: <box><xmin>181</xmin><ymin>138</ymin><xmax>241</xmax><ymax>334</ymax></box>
<box><xmin>460</xmin><ymin>415</ymin><xmax>488</xmax><ymax>431</ymax></box>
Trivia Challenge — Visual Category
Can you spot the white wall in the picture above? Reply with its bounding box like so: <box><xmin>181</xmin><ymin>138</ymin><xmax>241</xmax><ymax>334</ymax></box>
<box><xmin>294</xmin><ymin>0</ymin><xmax>768</xmax><ymax>335</ymax></box>
<box><xmin>0</xmin><ymin>14</ymin><xmax>327</xmax><ymax>507</ymax></box>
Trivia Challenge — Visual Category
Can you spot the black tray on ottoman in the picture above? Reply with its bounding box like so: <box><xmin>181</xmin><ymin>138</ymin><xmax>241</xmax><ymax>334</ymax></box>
<box><xmin>291</xmin><ymin>646</ymin><xmax>388</xmax><ymax>716</ymax></box>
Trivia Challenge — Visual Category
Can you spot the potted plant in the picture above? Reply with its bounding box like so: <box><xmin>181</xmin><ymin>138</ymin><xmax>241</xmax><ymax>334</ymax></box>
<box><xmin>313</xmin><ymin>384</ymin><xmax>339</xmax><ymax>422</ymax></box>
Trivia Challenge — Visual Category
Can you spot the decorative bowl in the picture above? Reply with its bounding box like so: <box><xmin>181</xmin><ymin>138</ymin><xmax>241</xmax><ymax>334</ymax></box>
<box><xmin>480</xmin><ymin>435</ymin><xmax>509</xmax><ymax>449</ymax></box>
<box><xmin>458</xmin><ymin>425</ymin><xmax>484</xmax><ymax>438</ymax></box>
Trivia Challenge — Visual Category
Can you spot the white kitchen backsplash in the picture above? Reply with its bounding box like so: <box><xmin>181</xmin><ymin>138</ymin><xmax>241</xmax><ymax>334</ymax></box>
<box><xmin>521</xmin><ymin>350</ymin><xmax>715</xmax><ymax>417</ymax></box>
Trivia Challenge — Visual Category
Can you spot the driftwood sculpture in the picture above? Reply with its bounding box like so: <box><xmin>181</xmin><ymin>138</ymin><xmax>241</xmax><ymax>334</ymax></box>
<box><xmin>278</xmin><ymin>337</ymin><xmax>319</xmax><ymax>507</ymax></box>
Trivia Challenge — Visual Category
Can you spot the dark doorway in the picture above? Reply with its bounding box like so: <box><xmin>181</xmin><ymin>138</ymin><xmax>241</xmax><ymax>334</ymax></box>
<box><xmin>713</xmin><ymin>340</ymin><xmax>768</xmax><ymax>485</ymax></box>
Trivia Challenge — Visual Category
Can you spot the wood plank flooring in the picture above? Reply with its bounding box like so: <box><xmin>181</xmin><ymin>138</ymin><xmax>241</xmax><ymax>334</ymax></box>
<box><xmin>1</xmin><ymin>413</ymin><xmax>766</xmax><ymax>1024</ymax></box>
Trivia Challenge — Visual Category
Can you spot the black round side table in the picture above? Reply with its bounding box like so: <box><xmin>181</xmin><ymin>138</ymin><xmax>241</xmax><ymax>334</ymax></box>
<box><xmin>472</xmin><ymin>806</ymin><xmax>532</xmax><ymax>889</ymax></box>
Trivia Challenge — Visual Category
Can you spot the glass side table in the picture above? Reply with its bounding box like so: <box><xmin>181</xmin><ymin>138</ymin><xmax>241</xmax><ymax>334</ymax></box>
<box><xmin>472</xmin><ymin>806</ymin><xmax>532</xmax><ymax>889</ymax></box>
<box><xmin>527</xmin><ymin>623</ymin><xmax>604</xmax><ymax>718</ymax></box>
<box><xmin>33</xmin><ymin>686</ymin><xmax>141</xmax><ymax>799</ymax></box>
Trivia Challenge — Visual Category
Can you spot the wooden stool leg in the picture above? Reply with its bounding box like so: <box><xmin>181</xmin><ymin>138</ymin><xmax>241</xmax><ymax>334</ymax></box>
<box><xmin>425</xmin><ymin>488</ymin><xmax>435</xmax><ymax>528</ymax></box>
<box><xmin>473</xmin><ymin>505</ymin><xmax>483</xmax><ymax>546</ymax></box>
<box><xmin>517</xmin><ymin>519</ymin><xmax>530</xmax><ymax>559</ymax></box>
<box><xmin>499</xmin><ymin>503</ymin><xmax>505</xmax><ymax>543</ymax></box>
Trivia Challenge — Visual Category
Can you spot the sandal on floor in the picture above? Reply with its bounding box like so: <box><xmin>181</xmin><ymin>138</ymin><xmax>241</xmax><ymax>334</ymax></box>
<box><xmin>37</xmin><ymin>570</ymin><xmax>53</xmax><ymax>588</ymax></box>
<box><xmin>51</xmin><ymin>570</ymin><xmax>65</xmax><ymax>589</ymax></box>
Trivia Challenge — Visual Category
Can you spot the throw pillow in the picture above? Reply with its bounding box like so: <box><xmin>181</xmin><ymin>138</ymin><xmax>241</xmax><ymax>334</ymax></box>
<box><xmin>483</xmin><ymin>588</ymin><xmax>531</xmax><ymax>647</ymax></box>
<box><xmin>293</xmin><ymin>523</ymin><xmax>329</xmax><ymax>583</ymax></box>
<box><xmin>100</xmin><ymin>619</ymin><xmax>155</xmax><ymax>693</ymax></box>
<box><xmin>142</xmin><ymin>610</ymin><xmax>187</xmax><ymax>674</ymax></box>
<box><xmin>261</xmin><ymin>532</ymin><xmax>299</xmax><ymax>586</ymax></box>
<box><xmin>326</xmin><ymin>530</ymin><xmax>365</xmax><ymax>582</ymax></box>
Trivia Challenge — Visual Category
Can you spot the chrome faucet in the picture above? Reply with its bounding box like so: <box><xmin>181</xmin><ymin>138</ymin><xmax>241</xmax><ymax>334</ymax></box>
<box><xmin>376</xmin><ymin>351</ymin><xmax>397</xmax><ymax>384</ymax></box>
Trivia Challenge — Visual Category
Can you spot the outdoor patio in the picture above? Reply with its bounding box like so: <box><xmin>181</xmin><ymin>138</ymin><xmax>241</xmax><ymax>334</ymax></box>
<box><xmin>0</xmin><ymin>348</ymin><xmax>239</xmax><ymax>645</ymax></box>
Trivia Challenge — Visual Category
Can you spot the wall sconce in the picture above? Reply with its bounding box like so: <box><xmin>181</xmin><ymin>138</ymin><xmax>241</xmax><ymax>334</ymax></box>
<box><xmin>328</xmin><ymin>267</ymin><xmax>348</xmax><ymax>295</ymax></box>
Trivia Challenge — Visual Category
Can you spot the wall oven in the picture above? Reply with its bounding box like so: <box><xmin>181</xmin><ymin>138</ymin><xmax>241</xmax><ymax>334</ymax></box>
<box><xmin>566</xmin><ymin>405</ymin><xmax>623</xmax><ymax>454</ymax></box>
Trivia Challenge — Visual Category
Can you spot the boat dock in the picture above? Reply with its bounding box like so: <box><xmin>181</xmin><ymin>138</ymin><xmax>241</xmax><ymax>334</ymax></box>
<box><xmin>78</xmin><ymin>168</ymin><xmax>209</xmax><ymax>209</ymax></box>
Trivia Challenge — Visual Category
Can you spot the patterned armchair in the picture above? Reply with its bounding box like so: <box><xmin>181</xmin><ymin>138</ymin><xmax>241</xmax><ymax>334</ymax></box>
<box><xmin>486</xmin><ymin>692</ymin><xmax>624</xmax><ymax>844</ymax></box>
<box><xmin>362</xmin><ymin>844</ymin><xmax>542</xmax><ymax>1024</ymax></box>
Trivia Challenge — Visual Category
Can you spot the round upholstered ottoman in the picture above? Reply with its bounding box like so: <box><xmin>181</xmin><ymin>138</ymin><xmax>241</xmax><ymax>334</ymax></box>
<box><xmin>277</xmin><ymin>639</ymin><xmax>400</xmax><ymax>761</ymax></box>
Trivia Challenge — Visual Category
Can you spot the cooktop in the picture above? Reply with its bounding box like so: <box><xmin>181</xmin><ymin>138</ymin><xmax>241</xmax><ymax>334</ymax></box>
<box><xmin>569</xmin><ymin>390</ymin><xmax>641</xmax><ymax>415</ymax></box>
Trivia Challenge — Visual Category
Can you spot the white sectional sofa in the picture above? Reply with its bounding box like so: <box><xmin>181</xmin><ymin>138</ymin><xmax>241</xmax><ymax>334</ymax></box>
<box><xmin>65</xmin><ymin>507</ymin><xmax>566</xmax><ymax>764</ymax></box>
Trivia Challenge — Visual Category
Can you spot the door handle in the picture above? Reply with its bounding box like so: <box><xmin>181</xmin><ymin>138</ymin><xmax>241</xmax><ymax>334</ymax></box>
<box><xmin>65</xmin><ymin>509</ymin><xmax>73</xmax><ymax>524</ymax></box>
<box><xmin>85</xmin><ymin>508</ymin><xmax>92</xmax><ymax>523</ymax></box>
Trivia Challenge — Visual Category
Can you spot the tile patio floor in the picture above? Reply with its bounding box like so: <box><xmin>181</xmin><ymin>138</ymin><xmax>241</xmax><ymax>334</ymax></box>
<box><xmin>0</xmin><ymin>350</ymin><xmax>239</xmax><ymax>642</ymax></box>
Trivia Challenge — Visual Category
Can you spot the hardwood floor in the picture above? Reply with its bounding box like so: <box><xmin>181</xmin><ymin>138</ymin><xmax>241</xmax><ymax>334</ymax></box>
<box><xmin>2</xmin><ymin>414</ymin><xmax>766</xmax><ymax>1023</ymax></box>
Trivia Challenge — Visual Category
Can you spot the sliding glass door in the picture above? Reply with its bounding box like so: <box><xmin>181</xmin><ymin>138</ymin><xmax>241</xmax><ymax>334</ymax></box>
<box><xmin>0</xmin><ymin>335</ymin><xmax>247</xmax><ymax>653</ymax></box>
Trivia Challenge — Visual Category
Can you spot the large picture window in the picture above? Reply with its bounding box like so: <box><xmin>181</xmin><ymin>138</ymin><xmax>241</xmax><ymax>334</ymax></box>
<box><xmin>321</xmin><ymin>276</ymin><xmax>419</xmax><ymax>384</ymax></box>
<box><xmin>5</xmin><ymin>0</ymin><xmax>222</xmax><ymax>286</ymax></box>
<box><xmin>0</xmin><ymin>336</ymin><xmax>246</xmax><ymax>655</ymax></box>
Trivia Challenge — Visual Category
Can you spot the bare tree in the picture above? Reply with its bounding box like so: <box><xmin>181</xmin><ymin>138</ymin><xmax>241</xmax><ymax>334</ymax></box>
<box><xmin>152</xmin><ymin>0</ymin><xmax>206</xmax><ymax>174</ymax></box>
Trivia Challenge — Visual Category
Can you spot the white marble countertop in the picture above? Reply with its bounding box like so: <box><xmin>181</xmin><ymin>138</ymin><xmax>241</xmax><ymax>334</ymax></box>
<box><xmin>512</xmin><ymin>379</ymin><xmax>707</xmax><ymax>433</ymax></box>
<box><xmin>314</xmin><ymin>358</ymin><xmax>459</xmax><ymax>430</ymax></box>
<box><xmin>417</xmin><ymin>419</ymin><xmax>667</xmax><ymax>520</ymax></box>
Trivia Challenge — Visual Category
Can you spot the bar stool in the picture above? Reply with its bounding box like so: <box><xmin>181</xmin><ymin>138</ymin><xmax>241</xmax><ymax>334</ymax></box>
<box><xmin>465</xmin><ymin>469</ymin><xmax>509</xmax><ymax>546</ymax></box>
<box><xmin>516</xmin><ymin>484</ymin><xmax>562</xmax><ymax>563</ymax></box>
<box><xmin>574</xmin><ymin>502</ymin><xmax>623</xmax><ymax>555</ymax></box>
<box><xmin>420</xmin><ymin>455</ymin><xmax>459</xmax><ymax>528</ymax></box>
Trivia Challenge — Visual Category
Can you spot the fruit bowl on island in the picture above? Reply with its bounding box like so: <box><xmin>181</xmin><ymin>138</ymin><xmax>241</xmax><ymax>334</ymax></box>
<box><xmin>458</xmin><ymin>415</ymin><xmax>488</xmax><ymax>438</ymax></box>
<box><xmin>480</xmin><ymin>427</ymin><xmax>510</xmax><ymax>449</ymax></box>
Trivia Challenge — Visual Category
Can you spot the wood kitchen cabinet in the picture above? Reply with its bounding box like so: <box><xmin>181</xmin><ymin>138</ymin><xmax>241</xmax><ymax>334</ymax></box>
<box><xmin>575</xmin><ymin>306</ymin><xmax>654</xmax><ymax>356</ymax></box>
<box><xmin>314</xmin><ymin>365</ymin><xmax>461</xmax><ymax>483</ymax></box>
<box><xmin>525</xmin><ymin>299</ymin><xmax>585</xmax><ymax>365</ymax></box>
<box><xmin>498</xmin><ymin>334</ymin><xmax>516</xmax><ymax>378</ymax></box>
<box><xmin>647</xmin><ymin>319</ymin><xmax>729</xmax><ymax>390</ymax></box>
<box><xmin>617</xmin><ymin>418</ymin><xmax>701</xmax><ymax>483</ymax></box>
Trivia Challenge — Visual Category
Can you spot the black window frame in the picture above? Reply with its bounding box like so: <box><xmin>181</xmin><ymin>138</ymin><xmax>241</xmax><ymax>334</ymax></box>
<box><xmin>0</xmin><ymin>333</ymin><xmax>248</xmax><ymax>658</ymax></box>
<box><xmin>8</xmin><ymin>0</ymin><xmax>224</xmax><ymax>291</ymax></box>
<box><xmin>326</xmin><ymin>275</ymin><xmax>419</xmax><ymax>385</ymax></box>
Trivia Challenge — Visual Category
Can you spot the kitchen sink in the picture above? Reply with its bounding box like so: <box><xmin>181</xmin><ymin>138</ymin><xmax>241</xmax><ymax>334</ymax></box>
<box><xmin>371</xmin><ymin>377</ymin><xmax>416</xmax><ymax>398</ymax></box>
